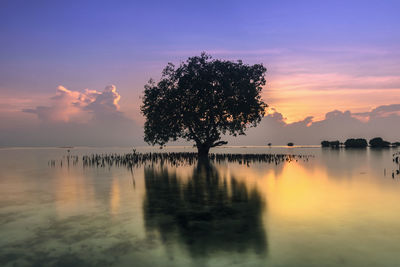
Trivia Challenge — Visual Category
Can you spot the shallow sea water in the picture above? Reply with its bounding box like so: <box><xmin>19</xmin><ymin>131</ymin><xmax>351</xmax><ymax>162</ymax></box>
<box><xmin>1</xmin><ymin>146</ymin><xmax>400</xmax><ymax>267</ymax></box>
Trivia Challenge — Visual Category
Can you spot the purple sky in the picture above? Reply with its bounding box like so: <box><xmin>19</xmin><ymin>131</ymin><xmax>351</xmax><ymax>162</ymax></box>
<box><xmin>1</xmin><ymin>0</ymin><xmax>400</xmax><ymax>146</ymax></box>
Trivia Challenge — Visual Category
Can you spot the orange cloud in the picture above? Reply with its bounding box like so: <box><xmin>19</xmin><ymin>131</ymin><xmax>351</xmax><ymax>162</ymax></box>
<box><xmin>23</xmin><ymin>85</ymin><xmax>121</xmax><ymax>123</ymax></box>
<box><xmin>228</xmin><ymin>104</ymin><xmax>400</xmax><ymax>145</ymax></box>
<box><xmin>0</xmin><ymin>85</ymin><xmax>145</xmax><ymax>146</ymax></box>
<box><xmin>264</xmin><ymin>72</ymin><xmax>400</xmax><ymax>122</ymax></box>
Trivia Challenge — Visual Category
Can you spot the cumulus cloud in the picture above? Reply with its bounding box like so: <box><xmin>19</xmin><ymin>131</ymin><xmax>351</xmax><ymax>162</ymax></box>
<box><xmin>2</xmin><ymin>84</ymin><xmax>400</xmax><ymax>147</ymax></box>
<box><xmin>23</xmin><ymin>85</ymin><xmax>122</xmax><ymax>123</ymax></box>
<box><xmin>353</xmin><ymin>104</ymin><xmax>400</xmax><ymax>119</ymax></box>
<box><xmin>229</xmin><ymin>104</ymin><xmax>400</xmax><ymax>145</ymax></box>
<box><xmin>1</xmin><ymin>85</ymin><xmax>145</xmax><ymax>147</ymax></box>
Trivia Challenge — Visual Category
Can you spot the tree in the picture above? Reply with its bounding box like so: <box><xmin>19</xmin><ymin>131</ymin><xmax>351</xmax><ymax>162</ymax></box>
<box><xmin>369</xmin><ymin>137</ymin><xmax>390</xmax><ymax>148</ymax></box>
<box><xmin>392</xmin><ymin>142</ymin><xmax>400</xmax><ymax>147</ymax></box>
<box><xmin>344</xmin><ymin>138</ymin><xmax>367</xmax><ymax>148</ymax></box>
<box><xmin>321</xmin><ymin>140</ymin><xmax>340</xmax><ymax>148</ymax></box>
<box><xmin>321</xmin><ymin>141</ymin><xmax>330</xmax><ymax>147</ymax></box>
<box><xmin>141</xmin><ymin>53</ymin><xmax>267</xmax><ymax>156</ymax></box>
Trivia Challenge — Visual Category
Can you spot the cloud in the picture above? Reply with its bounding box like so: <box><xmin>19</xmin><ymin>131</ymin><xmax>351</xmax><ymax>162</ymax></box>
<box><xmin>354</xmin><ymin>104</ymin><xmax>400</xmax><ymax>119</ymax></box>
<box><xmin>268</xmin><ymin>73</ymin><xmax>400</xmax><ymax>93</ymax></box>
<box><xmin>228</xmin><ymin>104</ymin><xmax>400</xmax><ymax>145</ymax></box>
<box><xmin>23</xmin><ymin>85</ymin><xmax>122</xmax><ymax>123</ymax></box>
<box><xmin>0</xmin><ymin>85</ymin><xmax>145</xmax><ymax>147</ymax></box>
<box><xmin>2</xmin><ymin>84</ymin><xmax>400</xmax><ymax>147</ymax></box>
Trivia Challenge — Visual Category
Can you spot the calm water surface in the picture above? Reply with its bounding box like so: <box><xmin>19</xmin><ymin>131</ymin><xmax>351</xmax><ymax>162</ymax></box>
<box><xmin>1</xmin><ymin>146</ymin><xmax>400</xmax><ymax>267</ymax></box>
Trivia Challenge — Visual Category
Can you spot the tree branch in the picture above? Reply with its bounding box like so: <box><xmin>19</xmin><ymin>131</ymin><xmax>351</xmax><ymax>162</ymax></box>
<box><xmin>211</xmin><ymin>141</ymin><xmax>228</xmax><ymax>147</ymax></box>
<box><xmin>188</xmin><ymin>125</ymin><xmax>201</xmax><ymax>145</ymax></box>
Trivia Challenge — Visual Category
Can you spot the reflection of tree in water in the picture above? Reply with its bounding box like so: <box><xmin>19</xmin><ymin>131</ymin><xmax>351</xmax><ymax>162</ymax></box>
<box><xmin>143</xmin><ymin>162</ymin><xmax>267</xmax><ymax>258</ymax></box>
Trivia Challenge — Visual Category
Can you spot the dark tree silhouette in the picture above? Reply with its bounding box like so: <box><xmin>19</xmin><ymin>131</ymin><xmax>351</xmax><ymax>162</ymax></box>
<box><xmin>369</xmin><ymin>137</ymin><xmax>390</xmax><ymax>148</ymax></box>
<box><xmin>344</xmin><ymin>138</ymin><xmax>368</xmax><ymax>148</ymax></box>
<box><xmin>392</xmin><ymin>142</ymin><xmax>400</xmax><ymax>147</ymax></box>
<box><xmin>321</xmin><ymin>141</ymin><xmax>330</xmax><ymax>147</ymax></box>
<box><xmin>321</xmin><ymin>140</ymin><xmax>340</xmax><ymax>148</ymax></box>
<box><xmin>141</xmin><ymin>53</ymin><xmax>267</xmax><ymax>157</ymax></box>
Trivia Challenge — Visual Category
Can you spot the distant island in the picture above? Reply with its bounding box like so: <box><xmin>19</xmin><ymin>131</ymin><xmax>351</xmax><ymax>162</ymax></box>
<box><xmin>321</xmin><ymin>137</ymin><xmax>400</xmax><ymax>148</ymax></box>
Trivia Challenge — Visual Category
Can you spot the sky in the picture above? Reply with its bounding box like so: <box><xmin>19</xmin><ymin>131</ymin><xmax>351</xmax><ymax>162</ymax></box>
<box><xmin>1</xmin><ymin>0</ymin><xmax>400</xmax><ymax>146</ymax></box>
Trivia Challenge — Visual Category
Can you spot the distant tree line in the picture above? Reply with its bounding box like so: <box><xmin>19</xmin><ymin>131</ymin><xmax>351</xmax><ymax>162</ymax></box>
<box><xmin>321</xmin><ymin>137</ymin><xmax>400</xmax><ymax>148</ymax></box>
<box><xmin>321</xmin><ymin>140</ymin><xmax>340</xmax><ymax>148</ymax></box>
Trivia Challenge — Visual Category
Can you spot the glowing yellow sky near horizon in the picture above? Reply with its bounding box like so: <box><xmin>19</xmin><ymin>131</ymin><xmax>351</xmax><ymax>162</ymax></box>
<box><xmin>121</xmin><ymin>69</ymin><xmax>400</xmax><ymax>124</ymax></box>
<box><xmin>1</xmin><ymin>71</ymin><xmax>400</xmax><ymax>127</ymax></box>
<box><xmin>265</xmin><ymin>88</ymin><xmax>400</xmax><ymax>123</ymax></box>
<box><xmin>263</xmin><ymin>73</ymin><xmax>400</xmax><ymax>123</ymax></box>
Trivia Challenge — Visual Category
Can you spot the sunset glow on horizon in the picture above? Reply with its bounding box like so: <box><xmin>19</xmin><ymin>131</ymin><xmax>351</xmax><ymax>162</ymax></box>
<box><xmin>3</xmin><ymin>2</ymin><xmax>400</xmax><ymax>266</ymax></box>
<box><xmin>1</xmin><ymin>0</ymin><xmax>400</xmax><ymax>146</ymax></box>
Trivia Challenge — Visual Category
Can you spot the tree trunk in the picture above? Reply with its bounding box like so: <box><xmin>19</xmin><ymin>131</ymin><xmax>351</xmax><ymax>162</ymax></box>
<box><xmin>197</xmin><ymin>144</ymin><xmax>210</xmax><ymax>158</ymax></box>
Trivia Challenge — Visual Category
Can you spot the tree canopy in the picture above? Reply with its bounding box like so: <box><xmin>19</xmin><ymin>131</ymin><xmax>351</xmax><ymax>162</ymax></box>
<box><xmin>344</xmin><ymin>138</ymin><xmax>368</xmax><ymax>148</ymax></box>
<box><xmin>321</xmin><ymin>140</ymin><xmax>340</xmax><ymax>148</ymax></box>
<box><xmin>369</xmin><ymin>137</ymin><xmax>390</xmax><ymax>148</ymax></box>
<box><xmin>141</xmin><ymin>53</ymin><xmax>267</xmax><ymax>156</ymax></box>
